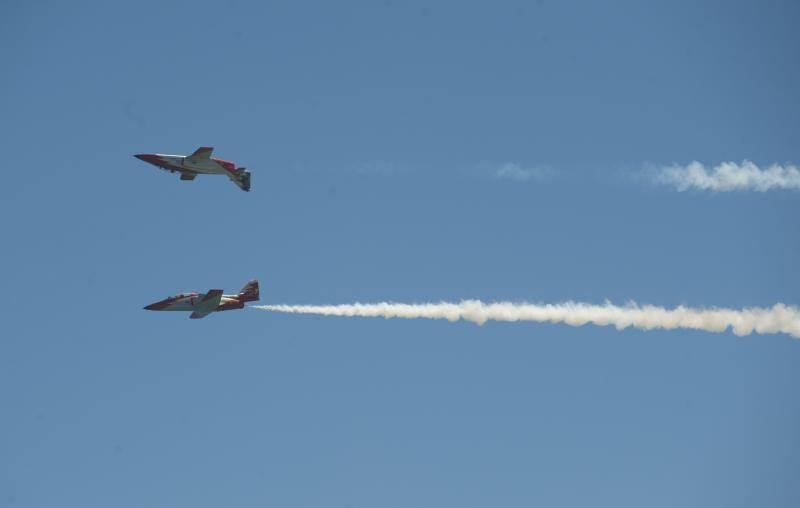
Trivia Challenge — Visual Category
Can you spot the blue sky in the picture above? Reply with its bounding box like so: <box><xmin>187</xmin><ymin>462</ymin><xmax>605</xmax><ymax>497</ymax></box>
<box><xmin>1</xmin><ymin>0</ymin><xmax>799</xmax><ymax>506</ymax></box>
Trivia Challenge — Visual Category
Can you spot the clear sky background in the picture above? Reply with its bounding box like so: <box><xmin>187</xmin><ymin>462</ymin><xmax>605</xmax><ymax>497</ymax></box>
<box><xmin>1</xmin><ymin>1</ymin><xmax>799</xmax><ymax>506</ymax></box>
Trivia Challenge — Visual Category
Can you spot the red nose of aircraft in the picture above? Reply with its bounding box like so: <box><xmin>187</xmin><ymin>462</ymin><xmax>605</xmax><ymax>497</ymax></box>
<box><xmin>134</xmin><ymin>154</ymin><xmax>159</xmax><ymax>164</ymax></box>
<box><xmin>143</xmin><ymin>299</ymin><xmax>169</xmax><ymax>310</ymax></box>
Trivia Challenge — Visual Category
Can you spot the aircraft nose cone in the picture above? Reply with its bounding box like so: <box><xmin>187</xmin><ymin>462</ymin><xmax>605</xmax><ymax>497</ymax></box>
<box><xmin>134</xmin><ymin>154</ymin><xmax>158</xmax><ymax>163</ymax></box>
<box><xmin>144</xmin><ymin>298</ymin><xmax>170</xmax><ymax>310</ymax></box>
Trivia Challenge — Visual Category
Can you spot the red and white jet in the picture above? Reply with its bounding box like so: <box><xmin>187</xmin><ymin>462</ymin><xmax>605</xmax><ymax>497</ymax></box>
<box><xmin>144</xmin><ymin>280</ymin><xmax>260</xmax><ymax>319</ymax></box>
<box><xmin>134</xmin><ymin>147</ymin><xmax>251</xmax><ymax>191</ymax></box>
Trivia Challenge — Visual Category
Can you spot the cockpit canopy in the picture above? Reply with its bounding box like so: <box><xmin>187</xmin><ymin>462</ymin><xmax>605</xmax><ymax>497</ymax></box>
<box><xmin>170</xmin><ymin>292</ymin><xmax>200</xmax><ymax>299</ymax></box>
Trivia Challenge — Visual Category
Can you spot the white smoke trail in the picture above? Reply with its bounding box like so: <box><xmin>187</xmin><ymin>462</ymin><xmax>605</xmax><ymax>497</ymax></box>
<box><xmin>494</xmin><ymin>163</ymin><xmax>555</xmax><ymax>182</ymax></box>
<box><xmin>653</xmin><ymin>160</ymin><xmax>800</xmax><ymax>192</ymax></box>
<box><xmin>253</xmin><ymin>301</ymin><xmax>800</xmax><ymax>339</ymax></box>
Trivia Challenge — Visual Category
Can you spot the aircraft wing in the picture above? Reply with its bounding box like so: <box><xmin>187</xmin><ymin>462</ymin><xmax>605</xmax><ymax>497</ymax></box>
<box><xmin>187</xmin><ymin>146</ymin><xmax>214</xmax><ymax>164</ymax></box>
<box><xmin>180</xmin><ymin>172</ymin><xmax>197</xmax><ymax>181</ymax></box>
<box><xmin>189</xmin><ymin>289</ymin><xmax>223</xmax><ymax>319</ymax></box>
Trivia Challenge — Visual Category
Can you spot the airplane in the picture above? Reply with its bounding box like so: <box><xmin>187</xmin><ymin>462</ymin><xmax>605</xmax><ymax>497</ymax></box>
<box><xmin>144</xmin><ymin>280</ymin><xmax>260</xmax><ymax>319</ymax></box>
<box><xmin>134</xmin><ymin>147</ymin><xmax>251</xmax><ymax>191</ymax></box>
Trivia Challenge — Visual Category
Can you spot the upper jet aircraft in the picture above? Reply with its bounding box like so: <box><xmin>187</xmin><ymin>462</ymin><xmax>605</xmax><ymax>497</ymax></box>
<box><xmin>134</xmin><ymin>147</ymin><xmax>251</xmax><ymax>191</ymax></box>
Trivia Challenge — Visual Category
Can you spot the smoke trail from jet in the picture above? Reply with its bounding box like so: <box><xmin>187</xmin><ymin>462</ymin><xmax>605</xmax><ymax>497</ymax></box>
<box><xmin>653</xmin><ymin>160</ymin><xmax>800</xmax><ymax>192</ymax></box>
<box><xmin>253</xmin><ymin>301</ymin><xmax>800</xmax><ymax>339</ymax></box>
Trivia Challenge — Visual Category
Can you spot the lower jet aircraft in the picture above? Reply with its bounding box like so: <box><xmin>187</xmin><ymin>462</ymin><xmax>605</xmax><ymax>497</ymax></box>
<box><xmin>144</xmin><ymin>280</ymin><xmax>260</xmax><ymax>319</ymax></box>
<box><xmin>134</xmin><ymin>146</ymin><xmax>251</xmax><ymax>191</ymax></box>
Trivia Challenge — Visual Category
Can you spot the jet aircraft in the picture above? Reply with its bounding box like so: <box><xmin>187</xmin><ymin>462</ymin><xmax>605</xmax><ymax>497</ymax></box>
<box><xmin>134</xmin><ymin>147</ymin><xmax>251</xmax><ymax>191</ymax></box>
<box><xmin>144</xmin><ymin>280</ymin><xmax>260</xmax><ymax>319</ymax></box>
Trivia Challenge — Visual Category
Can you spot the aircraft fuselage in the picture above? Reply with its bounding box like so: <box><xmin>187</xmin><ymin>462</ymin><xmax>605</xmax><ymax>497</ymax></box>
<box><xmin>144</xmin><ymin>292</ymin><xmax>245</xmax><ymax>312</ymax></box>
<box><xmin>136</xmin><ymin>154</ymin><xmax>234</xmax><ymax>176</ymax></box>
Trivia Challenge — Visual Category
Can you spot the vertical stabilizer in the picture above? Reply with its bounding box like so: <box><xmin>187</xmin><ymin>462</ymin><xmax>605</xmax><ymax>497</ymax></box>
<box><xmin>238</xmin><ymin>279</ymin><xmax>260</xmax><ymax>302</ymax></box>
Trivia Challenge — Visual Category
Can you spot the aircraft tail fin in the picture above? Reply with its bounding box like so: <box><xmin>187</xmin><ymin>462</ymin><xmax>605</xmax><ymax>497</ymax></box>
<box><xmin>233</xmin><ymin>168</ymin><xmax>251</xmax><ymax>192</ymax></box>
<box><xmin>238</xmin><ymin>279</ymin><xmax>259</xmax><ymax>302</ymax></box>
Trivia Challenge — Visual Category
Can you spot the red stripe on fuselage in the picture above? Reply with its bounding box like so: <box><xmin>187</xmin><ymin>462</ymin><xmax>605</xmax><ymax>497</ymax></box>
<box><xmin>161</xmin><ymin>158</ymin><xmax>236</xmax><ymax>176</ymax></box>
<box><xmin>211</xmin><ymin>157</ymin><xmax>237</xmax><ymax>175</ymax></box>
